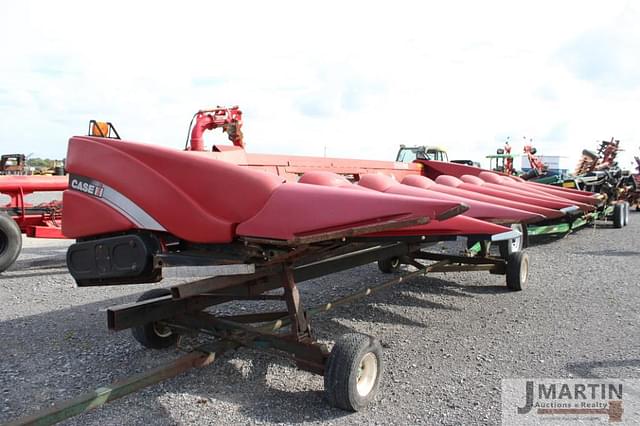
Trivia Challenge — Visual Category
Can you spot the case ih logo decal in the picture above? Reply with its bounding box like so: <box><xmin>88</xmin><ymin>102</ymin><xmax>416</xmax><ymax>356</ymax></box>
<box><xmin>70</xmin><ymin>175</ymin><xmax>104</xmax><ymax>198</ymax></box>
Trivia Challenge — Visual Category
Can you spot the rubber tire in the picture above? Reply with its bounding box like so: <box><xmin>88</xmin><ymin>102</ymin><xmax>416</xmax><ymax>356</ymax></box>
<box><xmin>131</xmin><ymin>288</ymin><xmax>178</xmax><ymax>349</ymax></box>
<box><xmin>0</xmin><ymin>212</ymin><xmax>22</xmax><ymax>273</ymax></box>
<box><xmin>377</xmin><ymin>257</ymin><xmax>400</xmax><ymax>274</ymax></box>
<box><xmin>623</xmin><ymin>202</ymin><xmax>629</xmax><ymax>226</ymax></box>
<box><xmin>324</xmin><ymin>333</ymin><xmax>383</xmax><ymax>412</ymax></box>
<box><xmin>505</xmin><ymin>251</ymin><xmax>529</xmax><ymax>291</ymax></box>
<box><xmin>613</xmin><ymin>203</ymin><xmax>624</xmax><ymax>229</ymax></box>
<box><xmin>498</xmin><ymin>223</ymin><xmax>526</xmax><ymax>259</ymax></box>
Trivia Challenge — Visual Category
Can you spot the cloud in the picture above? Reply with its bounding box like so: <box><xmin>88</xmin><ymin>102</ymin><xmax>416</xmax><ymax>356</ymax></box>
<box><xmin>557</xmin><ymin>32</ymin><xmax>640</xmax><ymax>90</ymax></box>
<box><xmin>295</xmin><ymin>95</ymin><xmax>336</xmax><ymax>118</ymax></box>
<box><xmin>556</xmin><ymin>3</ymin><xmax>640</xmax><ymax>90</ymax></box>
<box><xmin>542</xmin><ymin>122</ymin><xmax>569</xmax><ymax>143</ymax></box>
<box><xmin>0</xmin><ymin>0</ymin><xmax>638</xmax><ymax>170</ymax></box>
<box><xmin>535</xmin><ymin>84</ymin><xmax>559</xmax><ymax>102</ymax></box>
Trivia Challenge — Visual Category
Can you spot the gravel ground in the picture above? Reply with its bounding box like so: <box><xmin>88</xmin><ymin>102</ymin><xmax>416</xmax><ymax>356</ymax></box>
<box><xmin>0</xmin><ymin>207</ymin><xmax>639</xmax><ymax>425</ymax></box>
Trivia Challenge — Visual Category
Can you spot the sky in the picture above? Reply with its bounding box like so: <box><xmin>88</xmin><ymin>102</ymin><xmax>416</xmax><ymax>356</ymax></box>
<box><xmin>1</xmin><ymin>1</ymin><xmax>639</xmax><ymax>171</ymax></box>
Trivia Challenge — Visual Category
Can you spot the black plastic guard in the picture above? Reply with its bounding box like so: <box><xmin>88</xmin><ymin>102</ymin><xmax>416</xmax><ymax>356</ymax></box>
<box><xmin>67</xmin><ymin>233</ymin><xmax>162</xmax><ymax>286</ymax></box>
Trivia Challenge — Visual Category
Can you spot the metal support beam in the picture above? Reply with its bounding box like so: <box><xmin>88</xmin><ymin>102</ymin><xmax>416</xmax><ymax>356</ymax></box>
<box><xmin>107</xmin><ymin>294</ymin><xmax>224</xmax><ymax>331</ymax></box>
<box><xmin>170</xmin><ymin>264</ymin><xmax>283</xmax><ymax>299</ymax></box>
<box><xmin>168</xmin><ymin>313</ymin><xmax>327</xmax><ymax>374</ymax></box>
<box><xmin>282</xmin><ymin>268</ymin><xmax>310</xmax><ymax>338</ymax></box>
<box><xmin>411</xmin><ymin>251</ymin><xmax>503</xmax><ymax>265</ymax></box>
<box><xmin>293</xmin><ymin>242</ymin><xmax>414</xmax><ymax>282</ymax></box>
<box><xmin>426</xmin><ymin>264</ymin><xmax>498</xmax><ymax>273</ymax></box>
<box><xmin>108</xmin><ymin>243</ymin><xmax>415</xmax><ymax>331</ymax></box>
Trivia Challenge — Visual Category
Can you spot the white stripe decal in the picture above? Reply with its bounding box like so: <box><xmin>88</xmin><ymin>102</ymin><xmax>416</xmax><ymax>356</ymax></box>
<box><xmin>69</xmin><ymin>174</ymin><xmax>166</xmax><ymax>232</ymax></box>
<box><xmin>100</xmin><ymin>186</ymin><xmax>166</xmax><ymax>231</ymax></box>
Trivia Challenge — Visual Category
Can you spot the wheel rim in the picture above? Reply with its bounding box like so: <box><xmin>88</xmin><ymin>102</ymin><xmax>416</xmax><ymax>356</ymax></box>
<box><xmin>390</xmin><ymin>258</ymin><xmax>400</xmax><ymax>268</ymax></box>
<box><xmin>520</xmin><ymin>256</ymin><xmax>529</xmax><ymax>284</ymax></box>
<box><xmin>356</xmin><ymin>352</ymin><xmax>378</xmax><ymax>397</ymax></box>
<box><xmin>510</xmin><ymin>224</ymin><xmax>523</xmax><ymax>252</ymax></box>
<box><xmin>152</xmin><ymin>322</ymin><xmax>173</xmax><ymax>338</ymax></box>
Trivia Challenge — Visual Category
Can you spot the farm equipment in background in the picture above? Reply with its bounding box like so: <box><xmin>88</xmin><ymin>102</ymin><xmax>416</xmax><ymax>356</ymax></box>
<box><xmin>486</xmin><ymin>139</ymin><xmax>549</xmax><ymax>181</ymax></box>
<box><xmin>486</xmin><ymin>144</ymin><xmax>516</xmax><ymax>175</ymax></box>
<box><xmin>0</xmin><ymin>176</ymin><xmax>67</xmax><ymax>271</ymax></box>
<box><xmin>0</xmin><ymin>154</ymin><xmax>26</xmax><ymax>175</ymax></box>
<box><xmin>567</xmin><ymin>138</ymin><xmax>634</xmax><ymax>223</ymax></box>
<box><xmin>526</xmin><ymin>137</ymin><xmax>633</xmax><ymax>228</ymax></box>
<box><xmin>520</xmin><ymin>144</ymin><xmax>549</xmax><ymax>180</ymax></box>
<box><xmin>482</xmin><ymin>137</ymin><xmax>632</xmax><ymax>228</ymax></box>
<box><xmin>574</xmin><ymin>138</ymin><xmax>620</xmax><ymax>176</ymax></box>
<box><xmin>32</xmin><ymin>160</ymin><xmax>66</xmax><ymax>176</ymax></box>
<box><xmin>396</xmin><ymin>144</ymin><xmax>449</xmax><ymax>163</ymax></box>
<box><xmin>395</xmin><ymin>145</ymin><xmax>480</xmax><ymax>167</ymax></box>
<box><xmin>631</xmin><ymin>155</ymin><xmax>640</xmax><ymax>211</ymax></box>
<box><xmin>2</xmin><ymin>153</ymin><xmax>67</xmax><ymax>176</ymax></box>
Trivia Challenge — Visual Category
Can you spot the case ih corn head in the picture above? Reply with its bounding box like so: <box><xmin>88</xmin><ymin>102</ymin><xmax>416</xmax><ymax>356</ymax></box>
<box><xmin>8</xmin><ymin>107</ymin><xmax>626</xmax><ymax>424</ymax></box>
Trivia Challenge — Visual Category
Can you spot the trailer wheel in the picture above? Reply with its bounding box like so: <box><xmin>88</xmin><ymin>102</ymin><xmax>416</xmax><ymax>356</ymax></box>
<box><xmin>623</xmin><ymin>202</ymin><xmax>630</xmax><ymax>226</ymax></box>
<box><xmin>131</xmin><ymin>289</ymin><xmax>178</xmax><ymax>349</ymax></box>
<box><xmin>377</xmin><ymin>257</ymin><xmax>400</xmax><ymax>273</ymax></box>
<box><xmin>498</xmin><ymin>223</ymin><xmax>526</xmax><ymax>259</ymax></box>
<box><xmin>613</xmin><ymin>203</ymin><xmax>624</xmax><ymax>229</ymax></box>
<box><xmin>505</xmin><ymin>251</ymin><xmax>529</xmax><ymax>291</ymax></box>
<box><xmin>324</xmin><ymin>333</ymin><xmax>383</xmax><ymax>411</ymax></box>
<box><xmin>0</xmin><ymin>212</ymin><xmax>22</xmax><ymax>273</ymax></box>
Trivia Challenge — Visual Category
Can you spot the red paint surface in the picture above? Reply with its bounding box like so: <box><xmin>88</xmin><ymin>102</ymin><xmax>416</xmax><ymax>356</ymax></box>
<box><xmin>62</xmin><ymin>190</ymin><xmax>135</xmax><ymax>238</ymax></box>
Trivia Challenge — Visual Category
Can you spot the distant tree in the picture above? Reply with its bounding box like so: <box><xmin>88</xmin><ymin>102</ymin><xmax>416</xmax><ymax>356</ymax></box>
<box><xmin>28</xmin><ymin>158</ymin><xmax>54</xmax><ymax>168</ymax></box>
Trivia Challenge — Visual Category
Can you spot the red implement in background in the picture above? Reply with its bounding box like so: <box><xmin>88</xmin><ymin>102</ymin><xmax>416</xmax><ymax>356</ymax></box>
<box><xmin>188</xmin><ymin>106</ymin><xmax>244</xmax><ymax>151</ymax></box>
<box><xmin>0</xmin><ymin>175</ymin><xmax>66</xmax><ymax>272</ymax></box>
<box><xmin>0</xmin><ymin>176</ymin><xmax>67</xmax><ymax>238</ymax></box>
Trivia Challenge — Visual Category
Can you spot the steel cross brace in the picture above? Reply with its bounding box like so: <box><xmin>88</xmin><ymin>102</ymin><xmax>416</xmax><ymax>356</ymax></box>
<box><xmin>167</xmin><ymin>311</ymin><xmax>328</xmax><ymax>374</ymax></box>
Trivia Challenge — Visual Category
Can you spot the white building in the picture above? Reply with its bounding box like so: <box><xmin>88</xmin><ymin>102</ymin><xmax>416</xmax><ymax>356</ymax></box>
<box><xmin>520</xmin><ymin>155</ymin><xmax>574</xmax><ymax>176</ymax></box>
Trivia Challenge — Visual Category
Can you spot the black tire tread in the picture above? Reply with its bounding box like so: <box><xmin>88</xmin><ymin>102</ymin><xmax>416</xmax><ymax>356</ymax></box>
<box><xmin>0</xmin><ymin>212</ymin><xmax>22</xmax><ymax>273</ymax></box>
<box><xmin>377</xmin><ymin>257</ymin><xmax>400</xmax><ymax>274</ymax></box>
<box><xmin>131</xmin><ymin>288</ymin><xmax>178</xmax><ymax>349</ymax></box>
<box><xmin>324</xmin><ymin>333</ymin><xmax>383</xmax><ymax>411</ymax></box>
<box><xmin>613</xmin><ymin>204</ymin><xmax>624</xmax><ymax>229</ymax></box>
<box><xmin>506</xmin><ymin>251</ymin><xmax>528</xmax><ymax>291</ymax></box>
<box><xmin>498</xmin><ymin>241</ymin><xmax>511</xmax><ymax>259</ymax></box>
